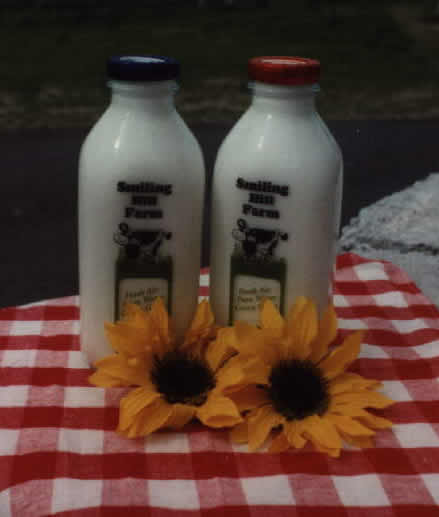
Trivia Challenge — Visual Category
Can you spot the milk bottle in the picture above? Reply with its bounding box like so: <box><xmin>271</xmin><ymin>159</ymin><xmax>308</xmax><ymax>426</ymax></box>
<box><xmin>210</xmin><ymin>56</ymin><xmax>342</xmax><ymax>326</ymax></box>
<box><xmin>79</xmin><ymin>56</ymin><xmax>205</xmax><ymax>363</ymax></box>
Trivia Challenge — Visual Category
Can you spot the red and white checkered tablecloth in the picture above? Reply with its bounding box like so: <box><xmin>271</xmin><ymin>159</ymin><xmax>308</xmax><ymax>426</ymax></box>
<box><xmin>1</xmin><ymin>253</ymin><xmax>439</xmax><ymax>516</ymax></box>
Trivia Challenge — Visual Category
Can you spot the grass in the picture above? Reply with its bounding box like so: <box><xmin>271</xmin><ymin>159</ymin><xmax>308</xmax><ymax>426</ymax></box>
<box><xmin>0</xmin><ymin>0</ymin><xmax>437</xmax><ymax>128</ymax></box>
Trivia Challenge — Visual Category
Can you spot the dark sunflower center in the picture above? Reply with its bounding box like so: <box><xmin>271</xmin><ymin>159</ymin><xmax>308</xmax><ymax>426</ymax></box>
<box><xmin>268</xmin><ymin>359</ymin><xmax>329</xmax><ymax>421</ymax></box>
<box><xmin>151</xmin><ymin>349</ymin><xmax>215</xmax><ymax>406</ymax></box>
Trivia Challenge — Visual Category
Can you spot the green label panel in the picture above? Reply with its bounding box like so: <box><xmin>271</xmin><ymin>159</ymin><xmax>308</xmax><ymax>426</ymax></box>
<box><xmin>229</xmin><ymin>254</ymin><xmax>286</xmax><ymax>325</ymax></box>
<box><xmin>115</xmin><ymin>256</ymin><xmax>173</xmax><ymax>320</ymax></box>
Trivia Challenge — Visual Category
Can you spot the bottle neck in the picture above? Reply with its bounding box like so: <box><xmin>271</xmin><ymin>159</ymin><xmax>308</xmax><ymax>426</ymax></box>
<box><xmin>109</xmin><ymin>80</ymin><xmax>177</xmax><ymax>113</ymax></box>
<box><xmin>250</xmin><ymin>81</ymin><xmax>318</xmax><ymax>115</ymax></box>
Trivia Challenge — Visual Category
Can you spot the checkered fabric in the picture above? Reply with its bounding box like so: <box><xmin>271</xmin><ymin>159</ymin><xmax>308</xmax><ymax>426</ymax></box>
<box><xmin>1</xmin><ymin>253</ymin><xmax>439</xmax><ymax>516</ymax></box>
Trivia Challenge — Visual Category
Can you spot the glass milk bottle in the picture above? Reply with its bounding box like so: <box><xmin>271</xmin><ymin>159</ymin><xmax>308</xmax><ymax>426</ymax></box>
<box><xmin>210</xmin><ymin>56</ymin><xmax>342</xmax><ymax>326</ymax></box>
<box><xmin>79</xmin><ymin>56</ymin><xmax>205</xmax><ymax>363</ymax></box>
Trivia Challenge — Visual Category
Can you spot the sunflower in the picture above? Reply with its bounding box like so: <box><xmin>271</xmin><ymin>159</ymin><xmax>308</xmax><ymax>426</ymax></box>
<box><xmin>228</xmin><ymin>297</ymin><xmax>395</xmax><ymax>456</ymax></box>
<box><xmin>89</xmin><ymin>298</ymin><xmax>247</xmax><ymax>438</ymax></box>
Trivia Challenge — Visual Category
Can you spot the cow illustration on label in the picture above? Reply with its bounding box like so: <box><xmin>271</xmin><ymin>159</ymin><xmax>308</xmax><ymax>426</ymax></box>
<box><xmin>230</xmin><ymin>218</ymin><xmax>288</xmax><ymax>325</ymax></box>
<box><xmin>114</xmin><ymin>223</ymin><xmax>172</xmax><ymax>261</ymax></box>
<box><xmin>232</xmin><ymin>218</ymin><xmax>288</xmax><ymax>261</ymax></box>
<box><xmin>114</xmin><ymin>222</ymin><xmax>173</xmax><ymax>320</ymax></box>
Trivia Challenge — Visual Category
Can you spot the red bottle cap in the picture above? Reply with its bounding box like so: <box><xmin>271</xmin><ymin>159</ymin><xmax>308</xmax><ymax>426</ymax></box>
<box><xmin>248</xmin><ymin>56</ymin><xmax>320</xmax><ymax>86</ymax></box>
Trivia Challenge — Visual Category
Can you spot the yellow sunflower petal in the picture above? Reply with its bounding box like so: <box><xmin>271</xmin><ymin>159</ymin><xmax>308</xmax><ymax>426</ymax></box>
<box><xmin>319</xmin><ymin>330</ymin><xmax>365</xmax><ymax>380</ymax></box>
<box><xmin>328</xmin><ymin>373</ymin><xmax>382</xmax><ymax>396</ymax></box>
<box><xmin>260</xmin><ymin>299</ymin><xmax>284</xmax><ymax>334</ymax></box>
<box><xmin>340</xmin><ymin>408</ymin><xmax>393</xmax><ymax>429</ymax></box>
<box><xmin>233</xmin><ymin>321</ymin><xmax>280</xmax><ymax>364</ymax></box>
<box><xmin>181</xmin><ymin>301</ymin><xmax>217</xmax><ymax>357</ymax></box>
<box><xmin>331</xmin><ymin>390</ymin><xmax>394</xmax><ymax>411</ymax></box>
<box><xmin>230</xmin><ymin>422</ymin><xmax>249</xmax><ymax>444</ymax></box>
<box><xmin>311</xmin><ymin>440</ymin><xmax>341</xmax><ymax>458</ymax></box>
<box><xmin>308</xmin><ymin>304</ymin><xmax>338</xmax><ymax>363</ymax></box>
<box><xmin>331</xmin><ymin>404</ymin><xmax>381</xmax><ymax>421</ymax></box>
<box><xmin>215</xmin><ymin>353</ymin><xmax>270</xmax><ymax>396</ymax></box>
<box><xmin>340</xmin><ymin>432</ymin><xmax>375</xmax><ymax>449</ymax></box>
<box><xmin>89</xmin><ymin>369</ymin><xmax>125</xmax><ymax>387</ymax></box>
<box><xmin>93</xmin><ymin>354</ymin><xmax>151</xmax><ymax>387</ymax></box>
<box><xmin>302</xmin><ymin>414</ymin><xmax>342</xmax><ymax>451</ymax></box>
<box><xmin>285</xmin><ymin>297</ymin><xmax>318</xmax><ymax>360</ymax></box>
<box><xmin>232</xmin><ymin>321</ymin><xmax>260</xmax><ymax>355</ymax></box>
<box><xmin>205</xmin><ymin>327</ymin><xmax>237</xmax><ymax>372</ymax></box>
<box><xmin>214</xmin><ymin>356</ymin><xmax>245</xmax><ymax>393</ymax></box>
<box><xmin>258</xmin><ymin>330</ymin><xmax>284</xmax><ymax>365</ymax></box>
<box><xmin>239</xmin><ymin>355</ymin><xmax>271</xmax><ymax>387</ymax></box>
<box><xmin>118</xmin><ymin>386</ymin><xmax>161</xmax><ymax>431</ymax></box>
<box><xmin>284</xmin><ymin>420</ymin><xmax>307</xmax><ymax>449</ymax></box>
<box><xmin>196</xmin><ymin>395</ymin><xmax>242</xmax><ymax>428</ymax></box>
<box><xmin>149</xmin><ymin>297</ymin><xmax>173</xmax><ymax>347</ymax></box>
<box><xmin>184</xmin><ymin>299</ymin><xmax>214</xmax><ymax>340</ymax></box>
<box><xmin>359</xmin><ymin>411</ymin><xmax>393</xmax><ymax>430</ymax></box>
<box><xmin>120</xmin><ymin>397</ymin><xmax>173</xmax><ymax>438</ymax></box>
<box><xmin>164</xmin><ymin>403</ymin><xmax>196</xmax><ymax>429</ymax></box>
<box><xmin>286</xmin><ymin>296</ymin><xmax>308</xmax><ymax>325</ymax></box>
<box><xmin>327</xmin><ymin>413</ymin><xmax>375</xmax><ymax>437</ymax></box>
<box><xmin>104</xmin><ymin>321</ymin><xmax>153</xmax><ymax>357</ymax></box>
<box><xmin>268</xmin><ymin>431</ymin><xmax>291</xmax><ymax>453</ymax></box>
<box><xmin>121</xmin><ymin>302</ymin><xmax>151</xmax><ymax>328</ymax></box>
<box><xmin>229</xmin><ymin>385</ymin><xmax>270</xmax><ymax>412</ymax></box>
<box><xmin>248</xmin><ymin>406</ymin><xmax>283</xmax><ymax>451</ymax></box>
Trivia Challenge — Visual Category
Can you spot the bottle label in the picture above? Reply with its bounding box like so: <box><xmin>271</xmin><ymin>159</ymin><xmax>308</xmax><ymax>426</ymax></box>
<box><xmin>229</xmin><ymin>177</ymin><xmax>289</xmax><ymax>324</ymax></box>
<box><xmin>114</xmin><ymin>181</ymin><xmax>173</xmax><ymax>320</ymax></box>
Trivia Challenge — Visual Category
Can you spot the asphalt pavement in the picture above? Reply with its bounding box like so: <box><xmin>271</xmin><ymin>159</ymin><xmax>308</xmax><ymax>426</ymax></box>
<box><xmin>1</xmin><ymin>120</ymin><xmax>438</xmax><ymax>308</ymax></box>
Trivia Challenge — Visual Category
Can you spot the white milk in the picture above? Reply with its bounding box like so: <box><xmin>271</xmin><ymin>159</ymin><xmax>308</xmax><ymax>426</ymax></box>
<box><xmin>78</xmin><ymin>56</ymin><xmax>205</xmax><ymax>363</ymax></box>
<box><xmin>210</xmin><ymin>57</ymin><xmax>342</xmax><ymax>326</ymax></box>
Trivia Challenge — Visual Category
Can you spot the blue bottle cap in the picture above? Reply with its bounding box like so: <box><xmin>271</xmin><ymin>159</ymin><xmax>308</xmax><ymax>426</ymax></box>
<box><xmin>107</xmin><ymin>56</ymin><xmax>180</xmax><ymax>82</ymax></box>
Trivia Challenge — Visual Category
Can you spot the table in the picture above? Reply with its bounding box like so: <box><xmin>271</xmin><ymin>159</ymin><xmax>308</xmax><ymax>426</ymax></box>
<box><xmin>1</xmin><ymin>253</ymin><xmax>439</xmax><ymax>516</ymax></box>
